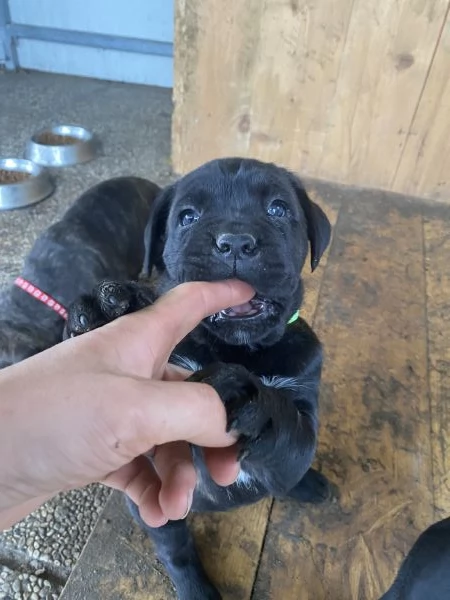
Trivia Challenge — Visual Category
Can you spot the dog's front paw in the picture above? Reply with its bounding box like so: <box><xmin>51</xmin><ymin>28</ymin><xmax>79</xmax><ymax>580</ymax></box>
<box><xmin>66</xmin><ymin>280</ymin><xmax>154</xmax><ymax>337</ymax></box>
<box><xmin>187</xmin><ymin>363</ymin><xmax>272</xmax><ymax>461</ymax></box>
<box><xmin>287</xmin><ymin>468</ymin><xmax>339</xmax><ymax>504</ymax></box>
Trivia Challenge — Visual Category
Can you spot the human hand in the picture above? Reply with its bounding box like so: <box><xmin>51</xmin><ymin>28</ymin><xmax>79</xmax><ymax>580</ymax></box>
<box><xmin>0</xmin><ymin>280</ymin><xmax>254</xmax><ymax>529</ymax></box>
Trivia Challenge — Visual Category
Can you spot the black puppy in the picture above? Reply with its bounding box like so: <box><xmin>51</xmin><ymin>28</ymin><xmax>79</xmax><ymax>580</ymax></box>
<box><xmin>0</xmin><ymin>176</ymin><xmax>160</xmax><ymax>368</ymax></box>
<box><xmin>66</xmin><ymin>158</ymin><xmax>333</xmax><ymax>599</ymax></box>
<box><xmin>380</xmin><ymin>517</ymin><xmax>450</xmax><ymax>599</ymax></box>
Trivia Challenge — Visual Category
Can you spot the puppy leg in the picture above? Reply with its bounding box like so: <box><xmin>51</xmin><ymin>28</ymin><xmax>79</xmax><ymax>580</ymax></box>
<box><xmin>188</xmin><ymin>363</ymin><xmax>322</xmax><ymax>498</ymax></box>
<box><xmin>126</xmin><ymin>498</ymin><xmax>222</xmax><ymax>600</ymax></box>
<box><xmin>66</xmin><ymin>280</ymin><xmax>156</xmax><ymax>336</ymax></box>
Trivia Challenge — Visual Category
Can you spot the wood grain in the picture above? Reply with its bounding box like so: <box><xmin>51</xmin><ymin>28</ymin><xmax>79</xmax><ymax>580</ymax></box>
<box><xmin>173</xmin><ymin>0</ymin><xmax>450</xmax><ymax>202</ymax></box>
<box><xmin>244</xmin><ymin>0</ymin><xmax>355</xmax><ymax>174</ymax></box>
<box><xmin>253</xmin><ymin>198</ymin><xmax>433</xmax><ymax>599</ymax></box>
<box><xmin>393</xmin><ymin>7</ymin><xmax>450</xmax><ymax>201</ymax></box>
<box><xmin>319</xmin><ymin>0</ymin><xmax>449</xmax><ymax>189</ymax></box>
<box><xmin>423</xmin><ymin>207</ymin><xmax>450</xmax><ymax>518</ymax></box>
<box><xmin>173</xmin><ymin>0</ymin><xmax>264</xmax><ymax>169</ymax></box>
<box><xmin>189</xmin><ymin>502</ymin><xmax>272</xmax><ymax>600</ymax></box>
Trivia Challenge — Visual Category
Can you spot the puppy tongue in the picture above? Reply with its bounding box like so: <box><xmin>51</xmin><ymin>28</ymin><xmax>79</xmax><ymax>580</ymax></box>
<box><xmin>227</xmin><ymin>302</ymin><xmax>254</xmax><ymax>314</ymax></box>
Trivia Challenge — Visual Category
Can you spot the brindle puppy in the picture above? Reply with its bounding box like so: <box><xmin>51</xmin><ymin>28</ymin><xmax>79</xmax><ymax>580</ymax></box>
<box><xmin>0</xmin><ymin>176</ymin><xmax>160</xmax><ymax>368</ymax></box>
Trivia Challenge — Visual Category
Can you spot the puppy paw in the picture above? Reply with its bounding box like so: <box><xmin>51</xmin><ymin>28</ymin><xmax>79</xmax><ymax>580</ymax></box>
<box><xmin>287</xmin><ymin>468</ymin><xmax>339</xmax><ymax>504</ymax></box>
<box><xmin>187</xmin><ymin>362</ymin><xmax>272</xmax><ymax>461</ymax></box>
<box><xmin>66</xmin><ymin>280</ymin><xmax>154</xmax><ymax>337</ymax></box>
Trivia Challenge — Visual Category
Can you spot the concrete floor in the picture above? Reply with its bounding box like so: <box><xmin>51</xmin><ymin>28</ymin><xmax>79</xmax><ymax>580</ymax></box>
<box><xmin>0</xmin><ymin>70</ymin><xmax>173</xmax><ymax>599</ymax></box>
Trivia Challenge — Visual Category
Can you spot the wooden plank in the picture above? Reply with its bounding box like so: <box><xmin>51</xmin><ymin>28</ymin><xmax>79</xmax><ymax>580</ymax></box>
<box><xmin>189</xmin><ymin>502</ymin><xmax>272</xmax><ymax>600</ymax></box>
<box><xmin>173</xmin><ymin>0</ymin><xmax>264</xmax><ymax>168</ymax></box>
<box><xmin>319</xmin><ymin>0</ymin><xmax>449</xmax><ymax>189</ymax></box>
<box><xmin>244</xmin><ymin>0</ymin><xmax>356</xmax><ymax>174</ymax></box>
<box><xmin>59</xmin><ymin>191</ymin><xmax>340</xmax><ymax>600</ymax></box>
<box><xmin>393</xmin><ymin>8</ymin><xmax>450</xmax><ymax>202</ymax></box>
<box><xmin>173</xmin><ymin>0</ymin><xmax>449</xmax><ymax>200</ymax></box>
<box><xmin>423</xmin><ymin>206</ymin><xmax>450</xmax><ymax>517</ymax></box>
<box><xmin>253</xmin><ymin>196</ymin><xmax>433</xmax><ymax>599</ymax></box>
<box><xmin>173</xmin><ymin>0</ymin><xmax>355</xmax><ymax>174</ymax></box>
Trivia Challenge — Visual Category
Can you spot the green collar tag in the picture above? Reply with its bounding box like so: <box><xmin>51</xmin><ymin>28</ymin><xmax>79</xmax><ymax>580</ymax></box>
<box><xmin>287</xmin><ymin>311</ymin><xmax>299</xmax><ymax>325</ymax></box>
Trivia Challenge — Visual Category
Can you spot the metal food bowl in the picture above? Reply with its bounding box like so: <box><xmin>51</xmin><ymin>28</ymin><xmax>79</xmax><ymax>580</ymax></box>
<box><xmin>0</xmin><ymin>158</ymin><xmax>54</xmax><ymax>210</ymax></box>
<box><xmin>25</xmin><ymin>124</ymin><xmax>98</xmax><ymax>167</ymax></box>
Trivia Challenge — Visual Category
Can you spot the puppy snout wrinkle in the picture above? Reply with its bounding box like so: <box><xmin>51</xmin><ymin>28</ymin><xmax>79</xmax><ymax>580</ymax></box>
<box><xmin>215</xmin><ymin>232</ymin><xmax>259</xmax><ymax>258</ymax></box>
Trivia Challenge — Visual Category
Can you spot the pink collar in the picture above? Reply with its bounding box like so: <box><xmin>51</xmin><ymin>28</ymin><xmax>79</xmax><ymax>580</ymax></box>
<box><xmin>14</xmin><ymin>276</ymin><xmax>68</xmax><ymax>320</ymax></box>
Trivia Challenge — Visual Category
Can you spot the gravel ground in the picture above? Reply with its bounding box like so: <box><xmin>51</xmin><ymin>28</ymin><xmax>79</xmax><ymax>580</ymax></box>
<box><xmin>0</xmin><ymin>69</ymin><xmax>173</xmax><ymax>598</ymax></box>
<box><xmin>0</xmin><ymin>485</ymin><xmax>111</xmax><ymax>598</ymax></box>
<box><xmin>1</xmin><ymin>564</ymin><xmax>56</xmax><ymax>600</ymax></box>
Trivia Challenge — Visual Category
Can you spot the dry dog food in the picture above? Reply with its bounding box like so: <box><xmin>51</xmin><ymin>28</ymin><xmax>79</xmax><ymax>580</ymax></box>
<box><xmin>35</xmin><ymin>133</ymin><xmax>80</xmax><ymax>146</ymax></box>
<box><xmin>0</xmin><ymin>169</ymin><xmax>31</xmax><ymax>184</ymax></box>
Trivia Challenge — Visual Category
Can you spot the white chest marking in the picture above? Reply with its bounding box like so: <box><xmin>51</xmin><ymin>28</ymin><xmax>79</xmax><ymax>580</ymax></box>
<box><xmin>171</xmin><ymin>355</ymin><xmax>203</xmax><ymax>373</ymax></box>
<box><xmin>235</xmin><ymin>469</ymin><xmax>254</xmax><ymax>488</ymax></box>
<box><xmin>260</xmin><ymin>375</ymin><xmax>302</xmax><ymax>391</ymax></box>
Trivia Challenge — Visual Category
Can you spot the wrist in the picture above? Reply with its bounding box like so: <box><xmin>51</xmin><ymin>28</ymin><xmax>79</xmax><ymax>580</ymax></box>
<box><xmin>0</xmin><ymin>367</ymin><xmax>55</xmax><ymax>515</ymax></box>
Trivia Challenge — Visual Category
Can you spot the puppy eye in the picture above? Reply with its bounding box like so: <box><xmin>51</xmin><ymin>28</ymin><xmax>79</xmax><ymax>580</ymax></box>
<box><xmin>179</xmin><ymin>209</ymin><xmax>200</xmax><ymax>227</ymax></box>
<box><xmin>267</xmin><ymin>199</ymin><xmax>287</xmax><ymax>218</ymax></box>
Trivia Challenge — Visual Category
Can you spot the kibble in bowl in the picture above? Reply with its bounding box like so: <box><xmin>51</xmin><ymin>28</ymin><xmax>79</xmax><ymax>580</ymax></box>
<box><xmin>35</xmin><ymin>132</ymin><xmax>81</xmax><ymax>146</ymax></box>
<box><xmin>25</xmin><ymin>125</ymin><xmax>98</xmax><ymax>167</ymax></box>
<box><xmin>0</xmin><ymin>158</ymin><xmax>54</xmax><ymax>210</ymax></box>
<box><xmin>0</xmin><ymin>168</ymin><xmax>31</xmax><ymax>185</ymax></box>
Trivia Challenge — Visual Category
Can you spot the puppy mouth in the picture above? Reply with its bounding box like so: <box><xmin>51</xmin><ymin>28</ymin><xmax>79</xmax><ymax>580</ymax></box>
<box><xmin>210</xmin><ymin>296</ymin><xmax>272</xmax><ymax>321</ymax></box>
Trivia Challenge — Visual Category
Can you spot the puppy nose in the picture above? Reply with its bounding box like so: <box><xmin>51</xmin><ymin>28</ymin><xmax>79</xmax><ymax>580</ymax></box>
<box><xmin>215</xmin><ymin>233</ymin><xmax>258</xmax><ymax>257</ymax></box>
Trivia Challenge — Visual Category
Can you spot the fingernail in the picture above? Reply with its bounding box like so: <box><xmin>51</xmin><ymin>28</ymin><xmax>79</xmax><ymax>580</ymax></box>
<box><xmin>181</xmin><ymin>490</ymin><xmax>194</xmax><ymax>519</ymax></box>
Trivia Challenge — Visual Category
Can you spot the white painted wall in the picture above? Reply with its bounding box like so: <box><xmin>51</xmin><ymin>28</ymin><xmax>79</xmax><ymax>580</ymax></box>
<box><xmin>9</xmin><ymin>0</ymin><xmax>173</xmax><ymax>43</ymax></box>
<box><xmin>16</xmin><ymin>39</ymin><xmax>173</xmax><ymax>87</ymax></box>
<box><xmin>8</xmin><ymin>0</ymin><xmax>174</xmax><ymax>87</ymax></box>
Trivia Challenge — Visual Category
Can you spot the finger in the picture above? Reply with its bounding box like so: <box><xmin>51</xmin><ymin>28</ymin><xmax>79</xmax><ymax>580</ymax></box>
<box><xmin>129</xmin><ymin>379</ymin><xmax>237</xmax><ymax>449</ymax></box>
<box><xmin>203</xmin><ymin>445</ymin><xmax>240</xmax><ymax>486</ymax></box>
<box><xmin>102</xmin><ymin>456</ymin><xmax>167</xmax><ymax>527</ymax></box>
<box><xmin>116</xmin><ymin>281</ymin><xmax>254</xmax><ymax>374</ymax></box>
<box><xmin>152</xmin><ymin>442</ymin><xmax>197</xmax><ymax>521</ymax></box>
<box><xmin>138</xmin><ymin>484</ymin><xmax>168</xmax><ymax>528</ymax></box>
<box><xmin>163</xmin><ymin>364</ymin><xmax>193</xmax><ymax>381</ymax></box>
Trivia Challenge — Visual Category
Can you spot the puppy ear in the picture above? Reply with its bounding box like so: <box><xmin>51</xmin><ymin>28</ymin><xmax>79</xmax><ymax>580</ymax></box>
<box><xmin>142</xmin><ymin>183</ymin><xmax>176</xmax><ymax>276</ymax></box>
<box><xmin>288</xmin><ymin>174</ymin><xmax>331</xmax><ymax>272</ymax></box>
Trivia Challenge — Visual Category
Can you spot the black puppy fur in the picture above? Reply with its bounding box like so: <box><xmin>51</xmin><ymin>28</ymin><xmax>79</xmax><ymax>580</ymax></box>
<box><xmin>66</xmin><ymin>158</ymin><xmax>333</xmax><ymax>600</ymax></box>
<box><xmin>380</xmin><ymin>517</ymin><xmax>450</xmax><ymax>599</ymax></box>
<box><xmin>0</xmin><ymin>176</ymin><xmax>160</xmax><ymax>369</ymax></box>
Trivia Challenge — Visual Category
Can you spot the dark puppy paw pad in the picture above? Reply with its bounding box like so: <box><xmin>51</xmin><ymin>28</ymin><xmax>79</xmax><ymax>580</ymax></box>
<box><xmin>66</xmin><ymin>294</ymin><xmax>106</xmax><ymax>337</ymax></box>
<box><xmin>96</xmin><ymin>281</ymin><xmax>134</xmax><ymax>317</ymax></box>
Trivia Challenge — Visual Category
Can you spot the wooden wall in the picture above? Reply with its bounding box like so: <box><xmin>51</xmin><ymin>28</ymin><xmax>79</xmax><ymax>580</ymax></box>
<box><xmin>173</xmin><ymin>0</ymin><xmax>450</xmax><ymax>203</ymax></box>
